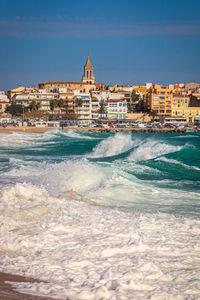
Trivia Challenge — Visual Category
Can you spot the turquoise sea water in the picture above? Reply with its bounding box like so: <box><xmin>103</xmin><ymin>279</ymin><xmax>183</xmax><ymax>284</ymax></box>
<box><xmin>0</xmin><ymin>130</ymin><xmax>199</xmax><ymax>217</ymax></box>
<box><xmin>0</xmin><ymin>130</ymin><xmax>200</xmax><ymax>299</ymax></box>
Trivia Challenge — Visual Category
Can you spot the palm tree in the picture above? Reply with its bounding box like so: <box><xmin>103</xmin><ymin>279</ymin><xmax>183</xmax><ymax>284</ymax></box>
<box><xmin>75</xmin><ymin>98</ymin><xmax>83</xmax><ymax>117</ymax></box>
<box><xmin>36</xmin><ymin>101</ymin><xmax>41</xmax><ymax>111</ymax></box>
<box><xmin>57</xmin><ymin>98</ymin><xmax>64</xmax><ymax>113</ymax></box>
<box><xmin>50</xmin><ymin>99</ymin><xmax>58</xmax><ymax>112</ymax></box>
<box><xmin>29</xmin><ymin>100</ymin><xmax>41</xmax><ymax>111</ymax></box>
<box><xmin>130</xmin><ymin>90</ymin><xmax>140</xmax><ymax>112</ymax></box>
<box><xmin>98</xmin><ymin>102</ymin><xmax>106</xmax><ymax>119</ymax></box>
<box><xmin>29</xmin><ymin>100</ymin><xmax>37</xmax><ymax>111</ymax></box>
<box><xmin>150</xmin><ymin>110</ymin><xmax>158</xmax><ymax>122</ymax></box>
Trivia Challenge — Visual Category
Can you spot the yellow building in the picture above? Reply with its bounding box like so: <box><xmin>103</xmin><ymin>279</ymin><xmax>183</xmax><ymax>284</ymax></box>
<box><xmin>38</xmin><ymin>81</ymin><xmax>97</xmax><ymax>93</ymax></box>
<box><xmin>146</xmin><ymin>84</ymin><xmax>173</xmax><ymax>116</ymax></box>
<box><xmin>7</xmin><ymin>86</ymin><xmax>26</xmax><ymax>100</ymax></box>
<box><xmin>173</xmin><ymin>94</ymin><xmax>190</xmax><ymax>108</ymax></box>
<box><xmin>172</xmin><ymin>107</ymin><xmax>200</xmax><ymax>123</ymax></box>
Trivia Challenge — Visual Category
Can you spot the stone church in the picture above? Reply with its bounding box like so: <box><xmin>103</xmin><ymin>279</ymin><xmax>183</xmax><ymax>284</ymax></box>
<box><xmin>38</xmin><ymin>56</ymin><xmax>104</xmax><ymax>93</ymax></box>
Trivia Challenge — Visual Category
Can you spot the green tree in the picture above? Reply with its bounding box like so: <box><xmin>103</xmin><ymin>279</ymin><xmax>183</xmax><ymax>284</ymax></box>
<box><xmin>50</xmin><ymin>99</ymin><xmax>57</xmax><ymax>112</ymax></box>
<box><xmin>29</xmin><ymin>100</ymin><xmax>41</xmax><ymax>111</ymax></box>
<box><xmin>98</xmin><ymin>102</ymin><xmax>106</xmax><ymax>118</ymax></box>
<box><xmin>75</xmin><ymin>98</ymin><xmax>83</xmax><ymax>116</ymax></box>
<box><xmin>57</xmin><ymin>99</ymin><xmax>64</xmax><ymax>112</ymax></box>
<box><xmin>149</xmin><ymin>110</ymin><xmax>158</xmax><ymax>121</ymax></box>
<box><xmin>129</xmin><ymin>90</ymin><xmax>140</xmax><ymax>112</ymax></box>
<box><xmin>50</xmin><ymin>99</ymin><xmax>64</xmax><ymax>112</ymax></box>
<box><xmin>6</xmin><ymin>105</ymin><xmax>27</xmax><ymax>116</ymax></box>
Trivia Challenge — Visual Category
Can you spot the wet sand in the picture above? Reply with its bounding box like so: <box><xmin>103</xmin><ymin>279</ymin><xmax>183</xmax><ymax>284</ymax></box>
<box><xmin>0</xmin><ymin>272</ymin><xmax>61</xmax><ymax>300</ymax></box>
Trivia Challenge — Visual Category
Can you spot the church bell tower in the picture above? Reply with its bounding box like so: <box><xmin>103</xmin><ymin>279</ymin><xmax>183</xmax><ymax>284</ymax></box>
<box><xmin>82</xmin><ymin>56</ymin><xmax>95</xmax><ymax>84</ymax></box>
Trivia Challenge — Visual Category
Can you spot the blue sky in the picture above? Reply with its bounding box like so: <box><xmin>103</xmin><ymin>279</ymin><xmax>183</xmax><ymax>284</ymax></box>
<box><xmin>0</xmin><ymin>0</ymin><xmax>200</xmax><ymax>90</ymax></box>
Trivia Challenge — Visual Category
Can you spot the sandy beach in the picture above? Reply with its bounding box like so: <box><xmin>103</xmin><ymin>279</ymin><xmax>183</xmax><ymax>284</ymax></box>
<box><xmin>0</xmin><ymin>126</ymin><xmax>186</xmax><ymax>133</ymax></box>
<box><xmin>0</xmin><ymin>272</ymin><xmax>61</xmax><ymax>300</ymax></box>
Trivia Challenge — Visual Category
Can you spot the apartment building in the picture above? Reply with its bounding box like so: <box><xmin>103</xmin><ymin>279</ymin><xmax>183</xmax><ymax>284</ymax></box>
<box><xmin>74</xmin><ymin>93</ymin><xmax>92</xmax><ymax>120</ymax></box>
<box><xmin>59</xmin><ymin>92</ymin><xmax>75</xmax><ymax>114</ymax></box>
<box><xmin>146</xmin><ymin>84</ymin><xmax>173</xmax><ymax>116</ymax></box>
<box><xmin>172</xmin><ymin>93</ymin><xmax>200</xmax><ymax>123</ymax></box>
<box><xmin>171</xmin><ymin>107</ymin><xmax>200</xmax><ymax>123</ymax></box>
<box><xmin>173</xmin><ymin>94</ymin><xmax>190</xmax><ymax>108</ymax></box>
<box><xmin>106</xmin><ymin>99</ymin><xmax>127</xmax><ymax>120</ymax></box>
<box><xmin>91</xmin><ymin>97</ymin><xmax>100</xmax><ymax>119</ymax></box>
<box><xmin>0</xmin><ymin>101</ymin><xmax>9</xmax><ymax>114</ymax></box>
<box><xmin>13</xmin><ymin>91</ymin><xmax>59</xmax><ymax>111</ymax></box>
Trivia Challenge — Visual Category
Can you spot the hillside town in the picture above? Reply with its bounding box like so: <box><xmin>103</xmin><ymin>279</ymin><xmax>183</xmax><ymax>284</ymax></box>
<box><xmin>1</xmin><ymin>56</ymin><xmax>200</xmax><ymax>130</ymax></box>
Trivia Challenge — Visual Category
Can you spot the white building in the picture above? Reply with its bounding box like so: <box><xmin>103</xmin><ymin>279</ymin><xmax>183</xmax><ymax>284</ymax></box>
<box><xmin>74</xmin><ymin>93</ymin><xmax>92</xmax><ymax>120</ymax></box>
<box><xmin>91</xmin><ymin>91</ymin><xmax>123</xmax><ymax>102</ymax></box>
<box><xmin>146</xmin><ymin>83</ymin><xmax>153</xmax><ymax>89</ymax></box>
<box><xmin>106</xmin><ymin>99</ymin><xmax>127</xmax><ymax>120</ymax></box>
<box><xmin>91</xmin><ymin>96</ymin><xmax>100</xmax><ymax>119</ymax></box>
<box><xmin>13</xmin><ymin>91</ymin><xmax>59</xmax><ymax>111</ymax></box>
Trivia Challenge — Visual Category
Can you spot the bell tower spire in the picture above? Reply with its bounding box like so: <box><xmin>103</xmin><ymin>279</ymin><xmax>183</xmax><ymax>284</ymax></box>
<box><xmin>82</xmin><ymin>56</ymin><xmax>95</xmax><ymax>84</ymax></box>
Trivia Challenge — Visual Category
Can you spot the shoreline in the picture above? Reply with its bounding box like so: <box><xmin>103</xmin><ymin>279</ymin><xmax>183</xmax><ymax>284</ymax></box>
<box><xmin>0</xmin><ymin>126</ymin><xmax>188</xmax><ymax>133</ymax></box>
<box><xmin>0</xmin><ymin>271</ymin><xmax>61</xmax><ymax>300</ymax></box>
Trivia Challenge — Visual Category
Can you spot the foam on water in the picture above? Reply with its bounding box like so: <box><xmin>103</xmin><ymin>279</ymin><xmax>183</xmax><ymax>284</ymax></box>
<box><xmin>62</xmin><ymin>129</ymin><xmax>98</xmax><ymax>140</ymax></box>
<box><xmin>0</xmin><ymin>130</ymin><xmax>200</xmax><ymax>299</ymax></box>
<box><xmin>0</xmin><ymin>182</ymin><xmax>200</xmax><ymax>299</ymax></box>
<box><xmin>128</xmin><ymin>139</ymin><xmax>183</xmax><ymax>161</ymax></box>
<box><xmin>88</xmin><ymin>132</ymin><xmax>137</xmax><ymax>158</ymax></box>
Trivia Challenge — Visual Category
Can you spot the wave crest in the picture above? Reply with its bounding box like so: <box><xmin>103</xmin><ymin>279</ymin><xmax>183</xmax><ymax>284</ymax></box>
<box><xmin>128</xmin><ymin>140</ymin><xmax>183</xmax><ymax>161</ymax></box>
<box><xmin>88</xmin><ymin>132</ymin><xmax>137</xmax><ymax>158</ymax></box>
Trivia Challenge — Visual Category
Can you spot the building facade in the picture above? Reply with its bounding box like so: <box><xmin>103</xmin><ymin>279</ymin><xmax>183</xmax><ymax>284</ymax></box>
<box><xmin>146</xmin><ymin>84</ymin><xmax>173</xmax><ymax>117</ymax></box>
<box><xmin>38</xmin><ymin>56</ymin><xmax>103</xmax><ymax>93</ymax></box>
<box><xmin>13</xmin><ymin>91</ymin><xmax>59</xmax><ymax>111</ymax></box>
<box><xmin>171</xmin><ymin>107</ymin><xmax>200</xmax><ymax>123</ymax></box>
<box><xmin>106</xmin><ymin>99</ymin><xmax>127</xmax><ymax>120</ymax></box>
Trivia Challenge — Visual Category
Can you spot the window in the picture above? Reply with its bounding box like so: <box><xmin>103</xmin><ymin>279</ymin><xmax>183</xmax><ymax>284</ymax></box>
<box><xmin>153</xmin><ymin>101</ymin><xmax>158</xmax><ymax>104</ymax></box>
<box><xmin>166</xmin><ymin>110</ymin><xmax>171</xmax><ymax>113</ymax></box>
<box><xmin>154</xmin><ymin>96</ymin><xmax>158</xmax><ymax>99</ymax></box>
<box><xmin>160</xmin><ymin>110</ymin><xmax>164</xmax><ymax>113</ymax></box>
<box><xmin>160</xmin><ymin>96</ymin><xmax>165</xmax><ymax>99</ymax></box>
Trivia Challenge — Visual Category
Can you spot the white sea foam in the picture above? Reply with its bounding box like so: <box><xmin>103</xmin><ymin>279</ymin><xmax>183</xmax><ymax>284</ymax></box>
<box><xmin>36</xmin><ymin>159</ymin><xmax>106</xmax><ymax>195</ymax></box>
<box><xmin>0</xmin><ymin>132</ymin><xmax>200</xmax><ymax>299</ymax></box>
<box><xmin>62</xmin><ymin>129</ymin><xmax>97</xmax><ymax>139</ymax></box>
<box><xmin>172</xmin><ymin>134</ymin><xmax>199</xmax><ymax>138</ymax></box>
<box><xmin>128</xmin><ymin>139</ymin><xmax>183</xmax><ymax>161</ymax></box>
<box><xmin>0</xmin><ymin>182</ymin><xmax>200</xmax><ymax>299</ymax></box>
<box><xmin>88</xmin><ymin>132</ymin><xmax>137</xmax><ymax>158</ymax></box>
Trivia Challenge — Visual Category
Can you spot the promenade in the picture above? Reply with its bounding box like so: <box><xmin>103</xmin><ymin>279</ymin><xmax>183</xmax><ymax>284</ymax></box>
<box><xmin>0</xmin><ymin>126</ymin><xmax>187</xmax><ymax>134</ymax></box>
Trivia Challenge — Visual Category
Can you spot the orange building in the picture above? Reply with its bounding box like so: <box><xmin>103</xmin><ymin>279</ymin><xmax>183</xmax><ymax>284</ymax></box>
<box><xmin>146</xmin><ymin>84</ymin><xmax>173</xmax><ymax>116</ymax></box>
<box><xmin>60</xmin><ymin>92</ymin><xmax>75</xmax><ymax>114</ymax></box>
